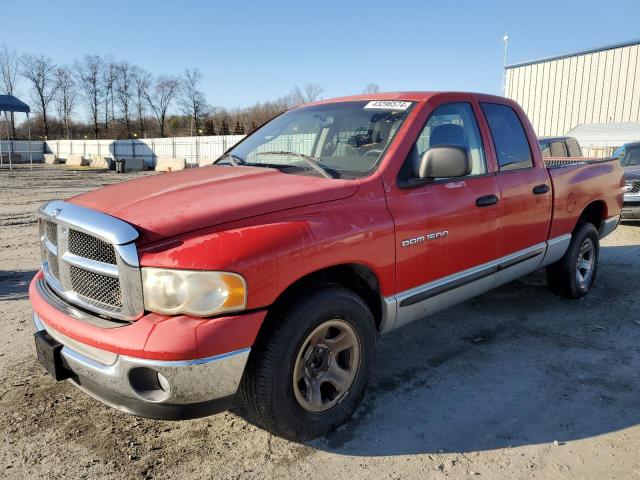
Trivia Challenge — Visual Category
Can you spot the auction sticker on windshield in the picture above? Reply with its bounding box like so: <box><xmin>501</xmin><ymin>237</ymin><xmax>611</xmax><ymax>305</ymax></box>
<box><xmin>364</xmin><ymin>100</ymin><xmax>412</xmax><ymax>110</ymax></box>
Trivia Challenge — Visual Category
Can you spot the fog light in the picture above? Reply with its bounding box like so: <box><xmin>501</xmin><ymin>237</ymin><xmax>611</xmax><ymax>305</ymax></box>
<box><xmin>128</xmin><ymin>367</ymin><xmax>171</xmax><ymax>402</ymax></box>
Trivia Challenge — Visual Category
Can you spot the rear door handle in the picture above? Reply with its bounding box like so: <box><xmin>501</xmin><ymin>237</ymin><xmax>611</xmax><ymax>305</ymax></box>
<box><xmin>533</xmin><ymin>184</ymin><xmax>550</xmax><ymax>195</ymax></box>
<box><xmin>476</xmin><ymin>194</ymin><xmax>499</xmax><ymax>207</ymax></box>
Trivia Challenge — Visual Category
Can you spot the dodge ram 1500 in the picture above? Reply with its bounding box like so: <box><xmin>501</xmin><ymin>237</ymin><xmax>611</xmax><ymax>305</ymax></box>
<box><xmin>30</xmin><ymin>92</ymin><xmax>624</xmax><ymax>440</ymax></box>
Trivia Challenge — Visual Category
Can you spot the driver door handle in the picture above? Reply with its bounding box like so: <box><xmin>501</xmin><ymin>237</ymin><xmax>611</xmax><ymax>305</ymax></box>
<box><xmin>476</xmin><ymin>194</ymin><xmax>499</xmax><ymax>207</ymax></box>
<box><xmin>533</xmin><ymin>184</ymin><xmax>550</xmax><ymax>195</ymax></box>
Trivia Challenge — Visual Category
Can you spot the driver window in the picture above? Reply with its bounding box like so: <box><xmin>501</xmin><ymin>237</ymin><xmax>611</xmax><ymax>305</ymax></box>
<box><xmin>411</xmin><ymin>102</ymin><xmax>487</xmax><ymax>177</ymax></box>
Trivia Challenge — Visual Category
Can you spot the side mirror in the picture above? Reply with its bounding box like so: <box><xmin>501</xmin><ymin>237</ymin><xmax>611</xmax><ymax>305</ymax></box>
<box><xmin>419</xmin><ymin>145</ymin><xmax>472</xmax><ymax>179</ymax></box>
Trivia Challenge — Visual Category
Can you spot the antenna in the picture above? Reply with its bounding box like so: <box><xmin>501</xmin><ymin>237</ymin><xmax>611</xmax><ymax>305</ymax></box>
<box><xmin>502</xmin><ymin>33</ymin><xmax>510</xmax><ymax>96</ymax></box>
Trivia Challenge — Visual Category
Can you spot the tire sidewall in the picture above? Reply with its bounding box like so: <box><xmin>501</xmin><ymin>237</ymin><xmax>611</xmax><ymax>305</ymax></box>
<box><xmin>566</xmin><ymin>223</ymin><xmax>600</xmax><ymax>297</ymax></box>
<box><xmin>268</xmin><ymin>288</ymin><xmax>376</xmax><ymax>440</ymax></box>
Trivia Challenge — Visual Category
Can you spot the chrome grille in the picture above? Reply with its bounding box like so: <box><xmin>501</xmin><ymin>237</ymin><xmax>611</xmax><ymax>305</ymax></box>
<box><xmin>627</xmin><ymin>181</ymin><xmax>640</xmax><ymax>194</ymax></box>
<box><xmin>37</xmin><ymin>200</ymin><xmax>143</xmax><ymax>322</ymax></box>
<box><xmin>70</xmin><ymin>265</ymin><xmax>123</xmax><ymax>309</ymax></box>
<box><xmin>68</xmin><ymin>229</ymin><xmax>117</xmax><ymax>264</ymax></box>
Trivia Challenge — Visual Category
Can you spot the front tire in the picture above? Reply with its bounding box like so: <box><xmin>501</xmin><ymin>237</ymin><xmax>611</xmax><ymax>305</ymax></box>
<box><xmin>240</xmin><ymin>285</ymin><xmax>376</xmax><ymax>441</ymax></box>
<box><xmin>547</xmin><ymin>222</ymin><xmax>600</xmax><ymax>298</ymax></box>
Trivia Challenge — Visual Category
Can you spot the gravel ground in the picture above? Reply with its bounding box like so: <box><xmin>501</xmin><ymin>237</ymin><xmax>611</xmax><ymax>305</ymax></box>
<box><xmin>1</xmin><ymin>165</ymin><xmax>639</xmax><ymax>480</ymax></box>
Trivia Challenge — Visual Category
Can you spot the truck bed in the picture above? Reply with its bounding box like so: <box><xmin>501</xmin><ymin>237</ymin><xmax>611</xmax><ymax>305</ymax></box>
<box><xmin>546</xmin><ymin>157</ymin><xmax>624</xmax><ymax>238</ymax></box>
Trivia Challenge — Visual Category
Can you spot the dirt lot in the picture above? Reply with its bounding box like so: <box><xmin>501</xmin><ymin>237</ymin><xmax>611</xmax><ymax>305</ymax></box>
<box><xmin>1</xmin><ymin>165</ymin><xmax>639</xmax><ymax>480</ymax></box>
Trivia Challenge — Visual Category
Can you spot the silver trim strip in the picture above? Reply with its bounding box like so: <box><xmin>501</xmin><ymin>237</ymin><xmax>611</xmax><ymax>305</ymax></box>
<box><xmin>540</xmin><ymin>234</ymin><xmax>572</xmax><ymax>267</ymax></box>
<box><xmin>381</xmin><ymin>239</ymin><xmax>571</xmax><ymax>332</ymax></box>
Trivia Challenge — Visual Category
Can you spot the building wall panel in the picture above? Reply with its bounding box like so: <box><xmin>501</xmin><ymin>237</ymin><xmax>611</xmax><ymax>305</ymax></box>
<box><xmin>505</xmin><ymin>41</ymin><xmax>640</xmax><ymax>137</ymax></box>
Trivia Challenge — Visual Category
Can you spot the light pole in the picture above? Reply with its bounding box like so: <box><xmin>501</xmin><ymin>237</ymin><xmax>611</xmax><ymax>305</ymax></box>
<box><xmin>502</xmin><ymin>33</ymin><xmax>510</xmax><ymax>96</ymax></box>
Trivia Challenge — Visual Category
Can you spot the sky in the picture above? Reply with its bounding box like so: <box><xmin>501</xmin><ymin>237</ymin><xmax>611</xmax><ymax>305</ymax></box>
<box><xmin>2</xmin><ymin>0</ymin><xmax>640</xmax><ymax>116</ymax></box>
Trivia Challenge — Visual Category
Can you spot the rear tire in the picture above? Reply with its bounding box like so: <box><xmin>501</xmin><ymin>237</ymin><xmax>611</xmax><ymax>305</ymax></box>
<box><xmin>240</xmin><ymin>285</ymin><xmax>376</xmax><ymax>441</ymax></box>
<box><xmin>546</xmin><ymin>222</ymin><xmax>599</xmax><ymax>299</ymax></box>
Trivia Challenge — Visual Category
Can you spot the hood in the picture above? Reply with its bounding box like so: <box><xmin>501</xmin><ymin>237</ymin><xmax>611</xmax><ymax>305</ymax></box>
<box><xmin>69</xmin><ymin>166</ymin><xmax>358</xmax><ymax>244</ymax></box>
<box><xmin>623</xmin><ymin>165</ymin><xmax>640</xmax><ymax>180</ymax></box>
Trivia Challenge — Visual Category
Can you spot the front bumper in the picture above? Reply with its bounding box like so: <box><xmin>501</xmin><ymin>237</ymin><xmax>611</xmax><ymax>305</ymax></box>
<box><xmin>622</xmin><ymin>197</ymin><xmax>640</xmax><ymax>220</ymax></box>
<box><xmin>33</xmin><ymin>312</ymin><xmax>250</xmax><ymax>419</ymax></box>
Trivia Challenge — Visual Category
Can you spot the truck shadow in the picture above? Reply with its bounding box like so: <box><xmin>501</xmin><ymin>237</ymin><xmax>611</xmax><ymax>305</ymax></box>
<box><xmin>0</xmin><ymin>270</ymin><xmax>37</xmax><ymax>301</ymax></box>
<box><xmin>308</xmin><ymin>244</ymin><xmax>640</xmax><ymax>456</ymax></box>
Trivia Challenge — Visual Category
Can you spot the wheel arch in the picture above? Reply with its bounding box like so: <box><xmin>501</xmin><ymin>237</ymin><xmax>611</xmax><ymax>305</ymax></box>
<box><xmin>575</xmin><ymin>200</ymin><xmax>607</xmax><ymax>231</ymax></box>
<box><xmin>263</xmin><ymin>263</ymin><xmax>385</xmax><ymax>332</ymax></box>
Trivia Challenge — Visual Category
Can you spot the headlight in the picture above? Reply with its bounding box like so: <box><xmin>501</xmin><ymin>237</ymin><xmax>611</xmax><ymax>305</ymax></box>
<box><xmin>142</xmin><ymin>268</ymin><xmax>247</xmax><ymax>316</ymax></box>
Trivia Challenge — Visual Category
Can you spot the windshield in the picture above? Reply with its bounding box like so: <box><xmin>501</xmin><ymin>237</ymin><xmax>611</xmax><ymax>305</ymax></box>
<box><xmin>616</xmin><ymin>145</ymin><xmax>640</xmax><ymax>167</ymax></box>
<box><xmin>218</xmin><ymin>100</ymin><xmax>413</xmax><ymax>179</ymax></box>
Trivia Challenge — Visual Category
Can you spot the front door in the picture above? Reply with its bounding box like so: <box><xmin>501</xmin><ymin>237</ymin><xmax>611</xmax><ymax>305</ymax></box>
<box><xmin>386</xmin><ymin>101</ymin><xmax>502</xmax><ymax>327</ymax></box>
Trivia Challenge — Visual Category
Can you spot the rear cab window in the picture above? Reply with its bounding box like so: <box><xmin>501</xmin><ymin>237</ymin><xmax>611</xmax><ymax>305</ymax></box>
<box><xmin>550</xmin><ymin>141</ymin><xmax>567</xmax><ymax>157</ymax></box>
<box><xmin>566</xmin><ymin>138</ymin><xmax>582</xmax><ymax>157</ymax></box>
<box><xmin>480</xmin><ymin>103</ymin><xmax>533</xmax><ymax>171</ymax></box>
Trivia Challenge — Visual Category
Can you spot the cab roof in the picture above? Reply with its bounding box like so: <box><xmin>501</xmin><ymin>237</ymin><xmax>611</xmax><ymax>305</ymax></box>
<box><xmin>309</xmin><ymin>91</ymin><xmax>507</xmax><ymax>105</ymax></box>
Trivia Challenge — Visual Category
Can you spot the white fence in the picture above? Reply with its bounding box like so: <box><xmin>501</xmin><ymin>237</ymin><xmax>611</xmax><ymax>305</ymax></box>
<box><xmin>0</xmin><ymin>134</ymin><xmax>320</xmax><ymax>169</ymax></box>
<box><xmin>0</xmin><ymin>140</ymin><xmax>45</xmax><ymax>163</ymax></box>
<box><xmin>46</xmin><ymin>135</ymin><xmax>247</xmax><ymax>168</ymax></box>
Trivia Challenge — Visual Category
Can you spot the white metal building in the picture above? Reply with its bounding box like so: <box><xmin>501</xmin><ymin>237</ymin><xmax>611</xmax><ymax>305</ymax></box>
<box><xmin>505</xmin><ymin>39</ymin><xmax>640</xmax><ymax>147</ymax></box>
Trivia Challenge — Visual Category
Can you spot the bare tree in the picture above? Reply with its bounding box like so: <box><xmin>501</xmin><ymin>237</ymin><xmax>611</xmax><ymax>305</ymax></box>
<box><xmin>145</xmin><ymin>75</ymin><xmax>179</xmax><ymax>138</ymax></box>
<box><xmin>115</xmin><ymin>60</ymin><xmax>134</xmax><ymax>136</ymax></box>
<box><xmin>363</xmin><ymin>83</ymin><xmax>380</xmax><ymax>94</ymax></box>
<box><xmin>54</xmin><ymin>67</ymin><xmax>76</xmax><ymax>139</ymax></box>
<box><xmin>75</xmin><ymin>54</ymin><xmax>103</xmax><ymax>138</ymax></box>
<box><xmin>0</xmin><ymin>45</ymin><xmax>20</xmax><ymax>137</ymax></box>
<box><xmin>102</xmin><ymin>59</ymin><xmax>117</xmax><ymax>137</ymax></box>
<box><xmin>20</xmin><ymin>53</ymin><xmax>59</xmax><ymax>137</ymax></box>
<box><xmin>132</xmin><ymin>67</ymin><xmax>151</xmax><ymax>137</ymax></box>
<box><xmin>179</xmin><ymin>68</ymin><xmax>207</xmax><ymax>135</ymax></box>
<box><xmin>291</xmin><ymin>83</ymin><xmax>324</xmax><ymax>105</ymax></box>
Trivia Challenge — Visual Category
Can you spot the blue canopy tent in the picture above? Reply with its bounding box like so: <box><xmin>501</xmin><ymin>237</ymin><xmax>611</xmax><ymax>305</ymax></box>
<box><xmin>0</xmin><ymin>95</ymin><xmax>32</xmax><ymax>170</ymax></box>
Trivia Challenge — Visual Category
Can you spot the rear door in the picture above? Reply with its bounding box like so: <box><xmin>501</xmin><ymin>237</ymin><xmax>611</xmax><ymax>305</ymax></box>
<box><xmin>479</xmin><ymin>102</ymin><xmax>552</xmax><ymax>258</ymax></box>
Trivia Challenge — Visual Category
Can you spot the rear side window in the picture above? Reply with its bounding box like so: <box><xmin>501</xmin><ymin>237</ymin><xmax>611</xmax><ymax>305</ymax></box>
<box><xmin>566</xmin><ymin>138</ymin><xmax>582</xmax><ymax>157</ymax></box>
<box><xmin>539</xmin><ymin>141</ymin><xmax>551</xmax><ymax>157</ymax></box>
<box><xmin>481</xmin><ymin>103</ymin><xmax>533</xmax><ymax>171</ymax></box>
<box><xmin>550</xmin><ymin>141</ymin><xmax>567</xmax><ymax>157</ymax></box>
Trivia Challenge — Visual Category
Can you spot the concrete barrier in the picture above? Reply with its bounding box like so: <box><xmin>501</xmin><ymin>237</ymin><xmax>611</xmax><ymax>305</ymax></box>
<box><xmin>44</xmin><ymin>154</ymin><xmax>59</xmax><ymax>165</ymax></box>
<box><xmin>90</xmin><ymin>155</ymin><xmax>112</xmax><ymax>169</ymax></box>
<box><xmin>65</xmin><ymin>155</ymin><xmax>87</xmax><ymax>166</ymax></box>
<box><xmin>198</xmin><ymin>157</ymin><xmax>216</xmax><ymax>166</ymax></box>
<box><xmin>155</xmin><ymin>156</ymin><xmax>186</xmax><ymax>172</ymax></box>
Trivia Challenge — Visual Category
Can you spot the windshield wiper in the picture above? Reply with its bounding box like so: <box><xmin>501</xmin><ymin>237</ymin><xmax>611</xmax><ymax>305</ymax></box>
<box><xmin>216</xmin><ymin>152</ymin><xmax>246</xmax><ymax>166</ymax></box>
<box><xmin>255</xmin><ymin>151</ymin><xmax>334</xmax><ymax>179</ymax></box>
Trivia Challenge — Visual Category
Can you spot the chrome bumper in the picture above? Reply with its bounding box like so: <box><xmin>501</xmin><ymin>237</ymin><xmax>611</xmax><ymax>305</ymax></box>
<box><xmin>33</xmin><ymin>312</ymin><xmax>250</xmax><ymax>419</ymax></box>
<box><xmin>622</xmin><ymin>198</ymin><xmax>640</xmax><ymax>220</ymax></box>
<box><xmin>599</xmin><ymin>214</ymin><xmax>621</xmax><ymax>238</ymax></box>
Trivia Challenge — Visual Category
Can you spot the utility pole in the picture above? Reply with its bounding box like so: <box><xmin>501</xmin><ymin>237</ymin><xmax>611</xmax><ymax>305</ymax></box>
<box><xmin>502</xmin><ymin>33</ymin><xmax>510</xmax><ymax>96</ymax></box>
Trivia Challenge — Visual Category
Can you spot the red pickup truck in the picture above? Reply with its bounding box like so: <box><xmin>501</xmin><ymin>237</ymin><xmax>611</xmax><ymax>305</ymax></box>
<box><xmin>30</xmin><ymin>92</ymin><xmax>624</xmax><ymax>441</ymax></box>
